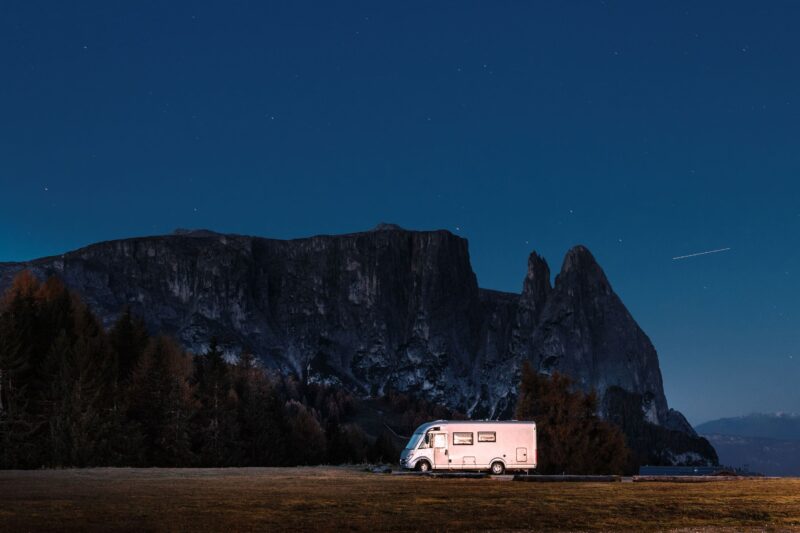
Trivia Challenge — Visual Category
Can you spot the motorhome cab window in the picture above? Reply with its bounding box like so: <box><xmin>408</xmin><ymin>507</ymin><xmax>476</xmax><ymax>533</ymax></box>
<box><xmin>406</xmin><ymin>431</ymin><xmax>430</xmax><ymax>450</ymax></box>
<box><xmin>418</xmin><ymin>433</ymin><xmax>431</xmax><ymax>449</ymax></box>
<box><xmin>433</xmin><ymin>434</ymin><xmax>447</xmax><ymax>448</ymax></box>
<box><xmin>477</xmin><ymin>431</ymin><xmax>496</xmax><ymax>442</ymax></box>
<box><xmin>453</xmin><ymin>432</ymin><xmax>473</xmax><ymax>445</ymax></box>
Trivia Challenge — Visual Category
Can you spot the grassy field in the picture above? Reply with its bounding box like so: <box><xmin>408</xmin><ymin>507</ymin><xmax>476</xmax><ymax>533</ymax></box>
<box><xmin>1</xmin><ymin>467</ymin><xmax>799</xmax><ymax>532</ymax></box>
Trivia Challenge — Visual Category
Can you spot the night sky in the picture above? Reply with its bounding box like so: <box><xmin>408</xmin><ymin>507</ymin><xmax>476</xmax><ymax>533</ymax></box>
<box><xmin>2</xmin><ymin>2</ymin><xmax>798</xmax><ymax>424</ymax></box>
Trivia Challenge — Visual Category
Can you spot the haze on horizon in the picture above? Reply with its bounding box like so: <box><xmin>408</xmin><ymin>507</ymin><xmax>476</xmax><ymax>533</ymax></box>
<box><xmin>1</xmin><ymin>1</ymin><xmax>798</xmax><ymax>424</ymax></box>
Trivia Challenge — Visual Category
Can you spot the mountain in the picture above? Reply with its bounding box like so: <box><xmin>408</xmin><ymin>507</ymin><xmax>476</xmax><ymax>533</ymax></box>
<box><xmin>697</xmin><ymin>413</ymin><xmax>800</xmax><ymax>476</ymax></box>
<box><xmin>696</xmin><ymin>413</ymin><xmax>800</xmax><ymax>441</ymax></box>
<box><xmin>0</xmin><ymin>225</ymin><xmax>716</xmax><ymax>465</ymax></box>
<box><xmin>700</xmin><ymin>434</ymin><xmax>800</xmax><ymax>477</ymax></box>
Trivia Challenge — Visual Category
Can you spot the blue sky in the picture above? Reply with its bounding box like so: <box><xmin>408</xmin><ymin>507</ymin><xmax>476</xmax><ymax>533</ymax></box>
<box><xmin>1</xmin><ymin>1</ymin><xmax>798</xmax><ymax>423</ymax></box>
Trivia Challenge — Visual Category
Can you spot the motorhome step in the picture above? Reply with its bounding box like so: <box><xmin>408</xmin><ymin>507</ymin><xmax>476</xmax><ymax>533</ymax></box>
<box><xmin>513</xmin><ymin>475</ymin><xmax>621</xmax><ymax>482</ymax></box>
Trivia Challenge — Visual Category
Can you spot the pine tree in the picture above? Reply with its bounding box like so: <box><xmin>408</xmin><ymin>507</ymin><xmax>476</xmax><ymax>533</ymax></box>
<box><xmin>195</xmin><ymin>338</ymin><xmax>240</xmax><ymax>466</ymax></box>
<box><xmin>327</xmin><ymin>423</ymin><xmax>370</xmax><ymax>464</ymax></box>
<box><xmin>515</xmin><ymin>362</ymin><xmax>630</xmax><ymax>474</ymax></box>
<box><xmin>108</xmin><ymin>307</ymin><xmax>149</xmax><ymax>385</ymax></box>
<box><xmin>284</xmin><ymin>400</ymin><xmax>326</xmax><ymax>465</ymax></box>
<box><xmin>30</xmin><ymin>285</ymin><xmax>115</xmax><ymax>467</ymax></box>
<box><xmin>127</xmin><ymin>336</ymin><xmax>197</xmax><ymax>466</ymax></box>
<box><xmin>0</xmin><ymin>272</ymin><xmax>46</xmax><ymax>467</ymax></box>
<box><xmin>368</xmin><ymin>429</ymin><xmax>399</xmax><ymax>464</ymax></box>
<box><xmin>106</xmin><ymin>307</ymin><xmax>151</xmax><ymax>465</ymax></box>
<box><xmin>0</xmin><ymin>295</ymin><xmax>36</xmax><ymax>468</ymax></box>
<box><xmin>232</xmin><ymin>352</ymin><xmax>287</xmax><ymax>465</ymax></box>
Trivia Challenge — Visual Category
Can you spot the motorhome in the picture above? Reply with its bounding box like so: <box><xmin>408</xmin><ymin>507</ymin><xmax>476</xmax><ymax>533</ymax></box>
<box><xmin>399</xmin><ymin>420</ymin><xmax>537</xmax><ymax>474</ymax></box>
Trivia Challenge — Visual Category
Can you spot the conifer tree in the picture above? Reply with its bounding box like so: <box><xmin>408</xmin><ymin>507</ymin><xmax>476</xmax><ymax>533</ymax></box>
<box><xmin>368</xmin><ymin>429</ymin><xmax>399</xmax><ymax>464</ymax></box>
<box><xmin>284</xmin><ymin>400</ymin><xmax>326</xmax><ymax>465</ymax></box>
<box><xmin>233</xmin><ymin>352</ymin><xmax>286</xmax><ymax>466</ymax></box>
<box><xmin>106</xmin><ymin>307</ymin><xmax>151</xmax><ymax>464</ymax></box>
<box><xmin>195</xmin><ymin>338</ymin><xmax>240</xmax><ymax>466</ymax></box>
<box><xmin>0</xmin><ymin>275</ymin><xmax>39</xmax><ymax>467</ymax></box>
<box><xmin>128</xmin><ymin>336</ymin><xmax>197</xmax><ymax>466</ymax></box>
<box><xmin>109</xmin><ymin>307</ymin><xmax>149</xmax><ymax>386</ymax></box>
<box><xmin>515</xmin><ymin>362</ymin><xmax>630</xmax><ymax>474</ymax></box>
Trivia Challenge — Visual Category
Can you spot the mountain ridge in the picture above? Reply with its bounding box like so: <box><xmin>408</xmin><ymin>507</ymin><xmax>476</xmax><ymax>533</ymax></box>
<box><xmin>0</xmin><ymin>225</ymin><xmax>717</xmax><ymax>465</ymax></box>
<box><xmin>696</xmin><ymin>413</ymin><xmax>800</xmax><ymax>476</ymax></box>
<box><xmin>696</xmin><ymin>413</ymin><xmax>800</xmax><ymax>441</ymax></box>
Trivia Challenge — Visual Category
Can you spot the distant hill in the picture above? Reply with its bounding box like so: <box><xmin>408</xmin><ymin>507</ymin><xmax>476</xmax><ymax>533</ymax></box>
<box><xmin>700</xmin><ymin>434</ymin><xmax>800</xmax><ymax>476</ymax></box>
<box><xmin>696</xmin><ymin>413</ymin><xmax>800</xmax><ymax>441</ymax></box>
<box><xmin>696</xmin><ymin>414</ymin><xmax>800</xmax><ymax>476</ymax></box>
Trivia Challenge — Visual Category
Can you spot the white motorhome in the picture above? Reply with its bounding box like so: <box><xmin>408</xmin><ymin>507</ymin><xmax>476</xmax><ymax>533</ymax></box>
<box><xmin>399</xmin><ymin>420</ymin><xmax>537</xmax><ymax>474</ymax></box>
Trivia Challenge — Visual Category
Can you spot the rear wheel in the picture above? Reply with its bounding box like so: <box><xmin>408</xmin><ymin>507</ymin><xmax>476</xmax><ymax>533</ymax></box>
<box><xmin>416</xmin><ymin>460</ymin><xmax>431</xmax><ymax>473</ymax></box>
<box><xmin>490</xmin><ymin>461</ymin><xmax>505</xmax><ymax>475</ymax></box>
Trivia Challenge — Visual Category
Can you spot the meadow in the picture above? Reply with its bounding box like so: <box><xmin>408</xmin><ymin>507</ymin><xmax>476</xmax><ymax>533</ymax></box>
<box><xmin>1</xmin><ymin>467</ymin><xmax>798</xmax><ymax>531</ymax></box>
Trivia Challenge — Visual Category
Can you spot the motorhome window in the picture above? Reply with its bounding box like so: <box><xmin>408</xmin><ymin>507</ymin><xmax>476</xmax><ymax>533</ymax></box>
<box><xmin>433</xmin><ymin>434</ymin><xmax>447</xmax><ymax>448</ymax></box>
<box><xmin>453</xmin><ymin>432</ymin><xmax>473</xmax><ymax>445</ymax></box>
<box><xmin>477</xmin><ymin>431</ymin><xmax>496</xmax><ymax>442</ymax></box>
<box><xmin>418</xmin><ymin>432</ymin><xmax>431</xmax><ymax>449</ymax></box>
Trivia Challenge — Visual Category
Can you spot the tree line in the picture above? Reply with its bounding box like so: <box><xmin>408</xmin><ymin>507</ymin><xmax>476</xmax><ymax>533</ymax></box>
<box><xmin>0</xmin><ymin>272</ymin><xmax>397</xmax><ymax>468</ymax></box>
<box><xmin>1</xmin><ymin>271</ymin><xmax>633</xmax><ymax>473</ymax></box>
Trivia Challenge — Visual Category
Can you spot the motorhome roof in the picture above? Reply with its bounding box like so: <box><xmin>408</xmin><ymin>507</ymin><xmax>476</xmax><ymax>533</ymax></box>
<box><xmin>413</xmin><ymin>420</ymin><xmax>536</xmax><ymax>433</ymax></box>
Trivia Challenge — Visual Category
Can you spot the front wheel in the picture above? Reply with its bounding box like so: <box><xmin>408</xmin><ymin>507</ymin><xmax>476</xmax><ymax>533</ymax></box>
<box><xmin>416</xmin><ymin>460</ymin><xmax>431</xmax><ymax>473</ymax></box>
<box><xmin>490</xmin><ymin>461</ymin><xmax>505</xmax><ymax>475</ymax></box>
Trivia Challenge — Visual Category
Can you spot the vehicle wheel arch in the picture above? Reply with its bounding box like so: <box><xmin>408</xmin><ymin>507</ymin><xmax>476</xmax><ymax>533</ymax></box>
<box><xmin>415</xmin><ymin>459</ymin><xmax>432</xmax><ymax>472</ymax></box>
<box><xmin>489</xmin><ymin>459</ymin><xmax>506</xmax><ymax>474</ymax></box>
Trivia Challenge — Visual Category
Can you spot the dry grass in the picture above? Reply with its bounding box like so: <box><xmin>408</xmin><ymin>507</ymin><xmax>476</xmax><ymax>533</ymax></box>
<box><xmin>0</xmin><ymin>467</ymin><xmax>799</xmax><ymax>532</ymax></box>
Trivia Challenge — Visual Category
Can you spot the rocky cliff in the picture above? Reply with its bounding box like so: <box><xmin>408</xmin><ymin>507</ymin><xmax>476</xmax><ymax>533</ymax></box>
<box><xmin>0</xmin><ymin>224</ymin><xmax>715</xmax><ymax>464</ymax></box>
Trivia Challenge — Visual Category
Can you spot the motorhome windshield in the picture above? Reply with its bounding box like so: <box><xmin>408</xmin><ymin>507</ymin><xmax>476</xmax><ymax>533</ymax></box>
<box><xmin>404</xmin><ymin>431</ymin><xmax>424</xmax><ymax>450</ymax></box>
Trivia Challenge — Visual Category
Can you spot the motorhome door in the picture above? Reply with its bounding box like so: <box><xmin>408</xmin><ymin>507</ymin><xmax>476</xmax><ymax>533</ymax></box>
<box><xmin>431</xmin><ymin>433</ymin><xmax>448</xmax><ymax>469</ymax></box>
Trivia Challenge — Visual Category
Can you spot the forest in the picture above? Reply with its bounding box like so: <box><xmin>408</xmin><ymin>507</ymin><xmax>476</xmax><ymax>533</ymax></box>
<box><xmin>0</xmin><ymin>271</ymin><xmax>630</xmax><ymax>473</ymax></box>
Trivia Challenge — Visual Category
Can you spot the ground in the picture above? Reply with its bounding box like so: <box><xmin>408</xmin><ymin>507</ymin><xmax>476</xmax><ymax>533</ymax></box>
<box><xmin>0</xmin><ymin>467</ymin><xmax>799</xmax><ymax>531</ymax></box>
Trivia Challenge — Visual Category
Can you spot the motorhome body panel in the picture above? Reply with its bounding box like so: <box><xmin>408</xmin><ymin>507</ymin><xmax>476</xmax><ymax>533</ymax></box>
<box><xmin>399</xmin><ymin>420</ymin><xmax>537</xmax><ymax>472</ymax></box>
